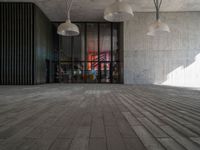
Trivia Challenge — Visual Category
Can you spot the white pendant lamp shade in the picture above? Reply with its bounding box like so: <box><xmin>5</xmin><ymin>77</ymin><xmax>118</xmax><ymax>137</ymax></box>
<box><xmin>57</xmin><ymin>19</ymin><xmax>79</xmax><ymax>36</ymax></box>
<box><xmin>104</xmin><ymin>0</ymin><xmax>134</xmax><ymax>22</ymax></box>
<box><xmin>57</xmin><ymin>0</ymin><xmax>79</xmax><ymax>36</ymax></box>
<box><xmin>147</xmin><ymin>19</ymin><xmax>170</xmax><ymax>36</ymax></box>
<box><xmin>147</xmin><ymin>0</ymin><xmax>170</xmax><ymax>36</ymax></box>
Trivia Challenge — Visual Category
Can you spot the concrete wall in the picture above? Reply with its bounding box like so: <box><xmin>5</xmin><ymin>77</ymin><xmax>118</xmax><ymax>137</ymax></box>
<box><xmin>34</xmin><ymin>6</ymin><xmax>55</xmax><ymax>84</ymax></box>
<box><xmin>124</xmin><ymin>12</ymin><xmax>200</xmax><ymax>87</ymax></box>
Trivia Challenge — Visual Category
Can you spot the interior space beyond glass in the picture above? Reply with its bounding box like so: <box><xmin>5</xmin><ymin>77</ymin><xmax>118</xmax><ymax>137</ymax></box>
<box><xmin>58</xmin><ymin>23</ymin><xmax>120</xmax><ymax>83</ymax></box>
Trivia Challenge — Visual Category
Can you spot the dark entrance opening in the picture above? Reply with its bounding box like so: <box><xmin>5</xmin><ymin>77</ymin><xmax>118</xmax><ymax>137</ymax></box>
<box><xmin>46</xmin><ymin>59</ymin><xmax>50</xmax><ymax>83</ymax></box>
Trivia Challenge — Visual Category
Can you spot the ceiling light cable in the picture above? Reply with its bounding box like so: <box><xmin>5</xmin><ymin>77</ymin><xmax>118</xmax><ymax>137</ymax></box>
<box><xmin>57</xmin><ymin>0</ymin><xmax>80</xmax><ymax>36</ymax></box>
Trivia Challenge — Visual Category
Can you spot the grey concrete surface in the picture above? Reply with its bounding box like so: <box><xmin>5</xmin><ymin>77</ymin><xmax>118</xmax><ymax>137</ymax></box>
<box><xmin>0</xmin><ymin>84</ymin><xmax>200</xmax><ymax>150</ymax></box>
<box><xmin>124</xmin><ymin>12</ymin><xmax>200</xmax><ymax>87</ymax></box>
<box><xmin>1</xmin><ymin>0</ymin><xmax>200</xmax><ymax>21</ymax></box>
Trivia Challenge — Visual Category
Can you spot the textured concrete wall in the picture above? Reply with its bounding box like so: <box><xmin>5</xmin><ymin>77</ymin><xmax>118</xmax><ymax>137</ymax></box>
<box><xmin>124</xmin><ymin>12</ymin><xmax>200</xmax><ymax>87</ymax></box>
<box><xmin>34</xmin><ymin>6</ymin><xmax>54</xmax><ymax>84</ymax></box>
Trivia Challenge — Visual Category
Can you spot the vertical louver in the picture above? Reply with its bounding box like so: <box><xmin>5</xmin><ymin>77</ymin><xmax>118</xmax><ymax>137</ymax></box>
<box><xmin>0</xmin><ymin>3</ymin><xmax>34</xmax><ymax>85</ymax></box>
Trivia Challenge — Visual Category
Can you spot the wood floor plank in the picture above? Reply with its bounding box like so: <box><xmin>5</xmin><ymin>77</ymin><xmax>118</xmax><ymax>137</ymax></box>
<box><xmin>161</xmin><ymin>117</ymin><xmax>198</xmax><ymax>137</ymax></box>
<box><xmin>190</xmin><ymin>137</ymin><xmax>200</xmax><ymax>145</ymax></box>
<box><xmin>89</xmin><ymin>138</ymin><xmax>107</xmax><ymax>150</ymax></box>
<box><xmin>49</xmin><ymin>139</ymin><xmax>71</xmax><ymax>150</ymax></box>
<box><xmin>158</xmin><ymin>138</ymin><xmax>186</xmax><ymax>150</ymax></box>
<box><xmin>106</xmin><ymin>127</ymin><xmax>127</xmax><ymax>150</ymax></box>
<box><xmin>90</xmin><ymin>118</ymin><xmax>105</xmax><ymax>138</ymax></box>
<box><xmin>132</xmin><ymin>126</ymin><xmax>165</xmax><ymax>150</ymax></box>
<box><xmin>161</xmin><ymin>126</ymin><xmax>200</xmax><ymax>150</ymax></box>
<box><xmin>69</xmin><ymin>138</ymin><xmax>89</xmax><ymax>150</ymax></box>
<box><xmin>138</xmin><ymin>118</ymin><xmax>169</xmax><ymax>138</ymax></box>
<box><xmin>1</xmin><ymin>84</ymin><xmax>200</xmax><ymax>150</ymax></box>
<box><xmin>124</xmin><ymin>138</ymin><xmax>146</xmax><ymax>150</ymax></box>
<box><xmin>122</xmin><ymin>112</ymin><xmax>140</xmax><ymax>126</ymax></box>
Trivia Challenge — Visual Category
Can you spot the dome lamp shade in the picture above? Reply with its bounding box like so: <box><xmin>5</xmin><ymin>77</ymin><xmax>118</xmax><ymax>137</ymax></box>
<box><xmin>147</xmin><ymin>0</ymin><xmax>170</xmax><ymax>36</ymax></box>
<box><xmin>57</xmin><ymin>19</ymin><xmax>79</xmax><ymax>36</ymax></box>
<box><xmin>104</xmin><ymin>0</ymin><xmax>134</xmax><ymax>22</ymax></box>
<box><xmin>57</xmin><ymin>0</ymin><xmax>79</xmax><ymax>36</ymax></box>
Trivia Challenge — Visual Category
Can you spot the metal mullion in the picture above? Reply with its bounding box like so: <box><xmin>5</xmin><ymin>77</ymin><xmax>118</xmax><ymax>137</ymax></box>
<box><xmin>31</xmin><ymin>4</ymin><xmax>34</xmax><ymax>84</ymax></box>
<box><xmin>110</xmin><ymin>23</ymin><xmax>113</xmax><ymax>83</ymax></box>
<box><xmin>22</xmin><ymin>4</ymin><xmax>25</xmax><ymax>84</ymax></box>
<box><xmin>10</xmin><ymin>4</ymin><xmax>13</xmax><ymax>84</ymax></box>
<box><xmin>5</xmin><ymin>3</ymin><xmax>7</xmax><ymax>84</ymax></box>
<box><xmin>117</xmin><ymin>23</ymin><xmax>121</xmax><ymax>83</ymax></box>
<box><xmin>4</xmin><ymin>3</ymin><xmax>6</xmax><ymax>84</ymax></box>
<box><xmin>71</xmin><ymin>37</ymin><xmax>74</xmax><ymax>83</ymax></box>
<box><xmin>84</xmin><ymin>23</ymin><xmax>87</xmax><ymax>83</ymax></box>
<box><xmin>25</xmin><ymin>4</ymin><xmax>27</xmax><ymax>84</ymax></box>
<box><xmin>0</xmin><ymin>3</ymin><xmax>1</xmax><ymax>84</ymax></box>
<box><xmin>26</xmin><ymin>4</ymin><xmax>29</xmax><ymax>84</ymax></box>
<box><xmin>14</xmin><ymin>4</ymin><xmax>16</xmax><ymax>84</ymax></box>
<box><xmin>9</xmin><ymin>4</ymin><xmax>11</xmax><ymax>84</ymax></box>
<box><xmin>20</xmin><ymin>3</ymin><xmax>22</xmax><ymax>84</ymax></box>
<box><xmin>98</xmin><ymin>23</ymin><xmax>100</xmax><ymax>83</ymax></box>
<box><xmin>18</xmin><ymin>4</ymin><xmax>21</xmax><ymax>84</ymax></box>
<box><xmin>24</xmin><ymin>4</ymin><xmax>27</xmax><ymax>84</ymax></box>
<box><xmin>11</xmin><ymin>3</ymin><xmax>14</xmax><ymax>84</ymax></box>
<box><xmin>1</xmin><ymin>4</ymin><xmax>3</xmax><ymax>84</ymax></box>
<box><xmin>16</xmin><ymin>3</ymin><xmax>19</xmax><ymax>84</ymax></box>
<box><xmin>21</xmin><ymin>4</ymin><xmax>24</xmax><ymax>84</ymax></box>
<box><xmin>2</xmin><ymin>4</ymin><xmax>4</xmax><ymax>84</ymax></box>
<box><xmin>12</xmin><ymin>4</ymin><xmax>16</xmax><ymax>84</ymax></box>
<box><xmin>16</xmin><ymin>4</ymin><xmax>19</xmax><ymax>84</ymax></box>
<box><xmin>6</xmin><ymin>3</ymin><xmax>9</xmax><ymax>84</ymax></box>
<box><xmin>11</xmin><ymin>4</ymin><xmax>13</xmax><ymax>84</ymax></box>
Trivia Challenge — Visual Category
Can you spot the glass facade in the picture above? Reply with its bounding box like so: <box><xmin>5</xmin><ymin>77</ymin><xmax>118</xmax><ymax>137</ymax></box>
<box><xmin>58</xmin><ymin>22</ymin><xmax>120</xmax><ymax>83</ymax></box>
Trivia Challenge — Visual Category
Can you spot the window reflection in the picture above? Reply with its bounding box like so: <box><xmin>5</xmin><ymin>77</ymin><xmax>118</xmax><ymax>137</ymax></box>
<box><xmin>73</xmin><ymin>24</ymin><xmax>85</xmax><ymax>61</ymax></box>
<box><xmin>100</xmin><ymin>23</ymin><xmax>111</xmax><ymax>61</ymax></box>
<box><xmin>87</xmin><ymin>23</ymin><xmax>98</xmax><ymax>61</ymax></box>
<box><xmin>113</xmin><ymin>24</ymin><xmax>119</xmax><ymax>61</ymax></box>
<box><xmin>60</xmin><ymin>37</ymin><xmax>72</xmax><ymax>61</ymax></box>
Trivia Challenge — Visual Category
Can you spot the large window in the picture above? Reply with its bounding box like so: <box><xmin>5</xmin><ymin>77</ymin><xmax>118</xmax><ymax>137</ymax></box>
<box><xmin>58</xmin><ymin>23</ymin><xmax>120</xmax><ymax>83</ymax></box>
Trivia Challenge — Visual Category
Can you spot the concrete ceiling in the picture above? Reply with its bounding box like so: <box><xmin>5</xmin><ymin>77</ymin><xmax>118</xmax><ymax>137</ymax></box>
<box><xmin>1</xmin><ymin>0</ymin><xmax>200</xmax><ymax>21</ymax></box>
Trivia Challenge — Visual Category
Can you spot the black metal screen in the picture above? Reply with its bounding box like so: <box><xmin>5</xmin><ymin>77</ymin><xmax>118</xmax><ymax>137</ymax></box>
<box><xmin>0</xmin><ymin>3</ymin><xmax>34</xmax><ymax>85</ymax></box>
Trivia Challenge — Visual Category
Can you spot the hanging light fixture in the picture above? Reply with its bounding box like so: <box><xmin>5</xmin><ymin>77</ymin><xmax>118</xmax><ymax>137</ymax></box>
<box><xmin>147</xmin><ymin>0</ymin><xmax>170</xmax><ymax>36</ymax></box>
<box><xmin>104</xmin><ymin>0</ymin><xmax>134</xmax><ymax>22</ymax></box>
<box><xmin>57</xmin><ymin>0</ymin><xmax>79</xmax><ymax>36</ymax></box>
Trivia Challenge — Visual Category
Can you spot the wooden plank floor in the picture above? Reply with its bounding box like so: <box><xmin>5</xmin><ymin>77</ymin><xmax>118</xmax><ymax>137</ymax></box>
<box><xmin>0</xmin><ymin>84</ymin><xmax>200</xmax><ymax>150</ymax></box>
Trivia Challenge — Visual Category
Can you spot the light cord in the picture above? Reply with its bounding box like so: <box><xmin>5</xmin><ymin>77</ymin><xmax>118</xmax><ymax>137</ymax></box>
<box><xmin>153</xmin><ymin>0</ymin><xmax>163</xmax><ymax>20</ymax></box>
<box><xmin>65</xmin><ymin>0</ymin><xmax>73</xmax><ymax>20</ymax></box>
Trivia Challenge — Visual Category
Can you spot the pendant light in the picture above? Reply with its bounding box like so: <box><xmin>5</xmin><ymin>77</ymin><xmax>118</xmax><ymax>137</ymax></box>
<box><xmin>104</xmin><ymin>0</ymin><xmax>134</xmax><ymax>22</ymax></box>
<box><xmin>57</xmin><ymin>0</ymin><xmax>79</xmax><ymax>36</ymax></box>
<box><xmin>147</xmin><ymin>0</ymin><xmax>170</xmax><ymax>36</ymax></box>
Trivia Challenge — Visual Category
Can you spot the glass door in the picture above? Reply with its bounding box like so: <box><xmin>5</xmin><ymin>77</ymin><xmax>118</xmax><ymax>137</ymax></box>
<box><xmin>58</xmin><ymin>22</ymin><xmax>120</xmax><ymax>83</ymax></box>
